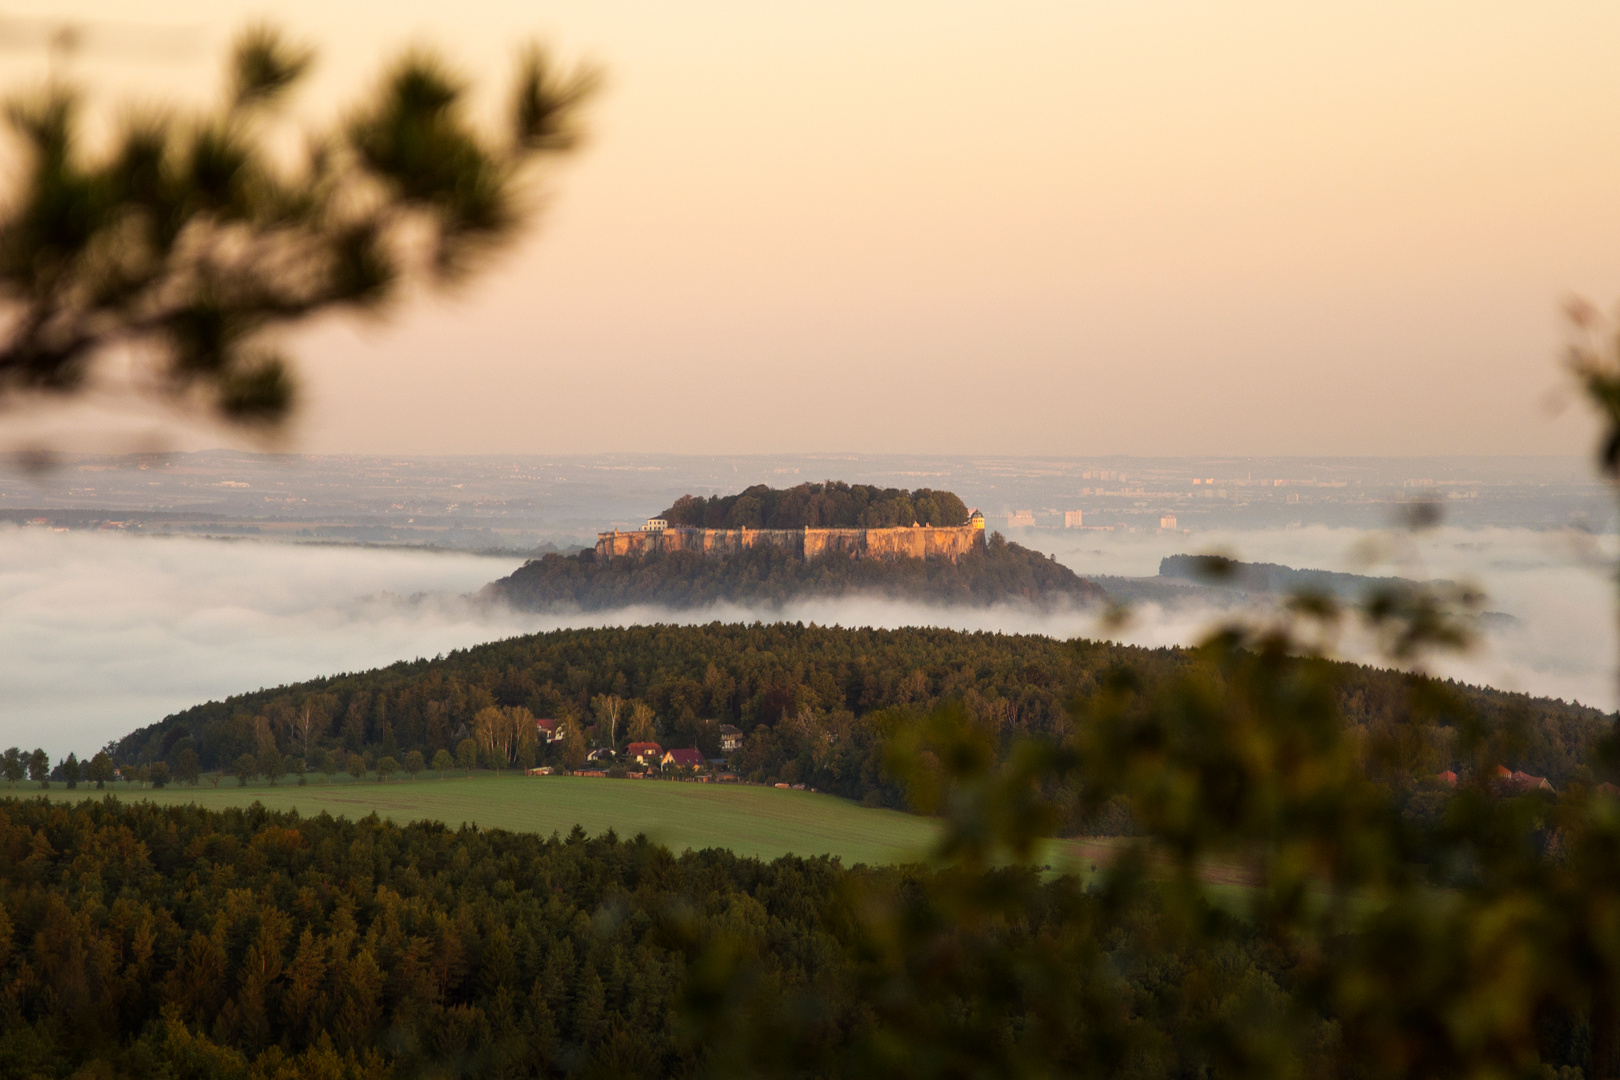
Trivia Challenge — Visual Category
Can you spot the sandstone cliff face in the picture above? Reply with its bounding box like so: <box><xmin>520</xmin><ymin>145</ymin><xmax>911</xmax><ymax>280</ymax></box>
<box><xmin>595</xmin><ymin>524</ymin><xmax>985</xmax><ymax>561</ymax></box>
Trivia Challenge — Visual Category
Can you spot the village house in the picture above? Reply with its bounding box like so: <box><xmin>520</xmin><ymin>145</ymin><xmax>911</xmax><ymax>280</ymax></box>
<box><xmin>662</xmin><ymin>747</ymin><xmax>705</xmax><ymax>771</ymax></box>
<box><xmin>1494</xmin><ymin>765</ymin><xmax>1554</xmax><ymax>793</ymax></box>
<box><xmin>534</xmin><ymin>718</ymin><xmax>562</xmax><ymax>743</ymax></box>
<box><xmin>626</xmin><ymin>741</ymin><xmax>663</xmax><ymax>765</ymax></box>
<box><xmin>719</xmin><ymin>724</ymin><xmax>743</xmax><ymax>754</ymax></box>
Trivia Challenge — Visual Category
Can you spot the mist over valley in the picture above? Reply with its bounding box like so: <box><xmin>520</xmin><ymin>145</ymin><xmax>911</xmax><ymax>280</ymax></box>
<box><xmin>5</xmin><ymin>453</ymin><xmax>1612</xmax><ymax>757</ymax></box>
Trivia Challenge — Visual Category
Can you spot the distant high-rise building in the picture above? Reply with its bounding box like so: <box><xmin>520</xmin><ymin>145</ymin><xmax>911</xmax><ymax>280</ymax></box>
<box><xmin>1064</xmin><ymin>510</ymin><xmax>1084</xmax><ymax>528</ymax></box>
<box><xmin>1007</xmin><ymin>509</ymin><xmax>1036</xmax><ymax>528</ymax></box>
<box><xmin>1159</xmin><ymin>515</ymin><xmax>1178</xmax><ymax>530</ymax></box>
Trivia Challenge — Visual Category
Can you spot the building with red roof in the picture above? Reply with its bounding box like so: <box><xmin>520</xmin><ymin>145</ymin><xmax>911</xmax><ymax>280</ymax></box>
<box><xmin>662</xmin><ymin>748</ymin><xmax>705</xmax><ymax>771</ymax></box>
<box><xmin>626</xmin><ymin>741</ymin><xmax>663</xmax><ymax>765</ymax></box>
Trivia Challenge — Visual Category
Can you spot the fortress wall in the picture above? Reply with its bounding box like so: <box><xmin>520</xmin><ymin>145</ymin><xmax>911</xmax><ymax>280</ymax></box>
<box><xmin>596</xmin><ymin>531</ymin><xmax>650</xmax><ymax>557</ymax></box>
<box><xmin>599</xmin><ymin>523</ymin><xmax>983</xmax><ymax>561</ymax></box>
<box><xmin>802</xmin><ymin>528</ymin><xmax>868</xmax><ymax>559</ymax></box>
<box><xmin>655</xmin><ymin>528</ymin><xmax>802</xmax><ymax>556</ymax></box>
<box><xmin>861</xmin><ymin>526</ymin><xmax>984</xmax><ymax>561</ymax></box>
<box><xmin>745</xmin><ymin>529</ymin><xmax>805</xmax><ymax>556</ymax></box>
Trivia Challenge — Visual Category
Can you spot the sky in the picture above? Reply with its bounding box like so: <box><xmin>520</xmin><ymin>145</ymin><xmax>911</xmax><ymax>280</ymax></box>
<box><xmin>5</xmin><ymin>1</ymin><xmax>1620</xmax><ymax>458</ymax></box>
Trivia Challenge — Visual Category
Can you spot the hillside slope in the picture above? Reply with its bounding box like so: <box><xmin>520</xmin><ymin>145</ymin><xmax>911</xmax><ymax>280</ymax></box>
<box><xmin>114</xmin><ymin>622</ymin><xmax>1610</xmax><ymax>813</ymax></box>
<box><xmin>489</xmin><ymin>531</ymin><xmax>1105</xmax><ymax>611</ymax></box>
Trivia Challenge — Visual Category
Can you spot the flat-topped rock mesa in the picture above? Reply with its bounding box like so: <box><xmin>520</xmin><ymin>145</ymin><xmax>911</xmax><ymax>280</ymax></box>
<box><xmin>597</xmin><ymin>509</ymin><xmax>987</xmax><ymax>563</ymax></box>
<box><xmin>487</xmin><ymin>482</ymin><xmax>1104</xmax><ymax>611</ymax></box>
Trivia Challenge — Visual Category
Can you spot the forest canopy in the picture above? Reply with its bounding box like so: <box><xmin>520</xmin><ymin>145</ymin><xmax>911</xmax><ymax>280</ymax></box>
<box><xmin>0</xmin><ymin>797</ymin><xmax>1344</xmax><ymax>1080</ymax></box>
<box><xmin>104</xmin><ymin>622</ymin><xmax>1610</xmax><ymax>818</ymax></box>
<box><xmin>659</xmin><ymin>482</ymin><xmax>970</xmax><ymax>529</ymax></box>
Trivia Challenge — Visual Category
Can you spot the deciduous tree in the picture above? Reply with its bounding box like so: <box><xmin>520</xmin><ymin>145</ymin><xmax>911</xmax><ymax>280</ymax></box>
<box><xmin>86</xmin><ymin>751</ymin><xmax>114</xmax><ymax>789</ymax></box>
<box><xmin>173</xmin><ymin>747</ymin><xmax>201</xmax><ymax>785</ymax></box>
<box><xmin>259</xmin><ymin>744</ymin><xmax>284</xmax><ymax>785</ymax></box>
<box><xmin>591</xmin><ymin>694</ymin><xmax>625</xmax><ymax>750</ymax></box>
<box><xmin>1</xmin><ymin>747</ymin><xmax>22</xmax><ymax>786</ymax></box>
<box><xmin>628</xmin><ymin>701</ymin><xmax>657</xmax><ymax>743</ymax></box>
<box><xmin>561</xmin><ymin>722</ymin><xmax>587</xmax><ymax>771</ymax></box>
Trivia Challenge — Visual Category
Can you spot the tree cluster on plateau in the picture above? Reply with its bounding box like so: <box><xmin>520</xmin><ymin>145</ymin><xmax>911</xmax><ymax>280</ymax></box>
<box><xmin>491</xmin><ymin>530</ymin><xmax>1104</xmax><ymax>612</ymax></box>
<box><xmin>659</xmin><ymin>482</ymin><xmax>970</xmax><ymax>529</ymax></box>
<box><xmin>106</xmin><ymin>622</ymin><xmax>1608</xmax><ymax>819</ymax></box>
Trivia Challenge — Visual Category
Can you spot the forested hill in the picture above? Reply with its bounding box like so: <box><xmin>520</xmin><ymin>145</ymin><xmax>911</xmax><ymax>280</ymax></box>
<box><xmin>1159</xmin><ymin>553</ymin><xmax>1453</xmax><ymax>598</ymax></box>
<box><xmin>660</xmin><ymin>481</ymin><xmax>969</xmax><ymax>528</ymax></box>
<box><xmin>488</xmin><ymin>532</ymin><xmax>1103</xmax><ymax>612</ymax></box>
<box><xmin>116</xmin><ymin>622</ymin><xmax>1610</xmax><ymax>810</ymax></box>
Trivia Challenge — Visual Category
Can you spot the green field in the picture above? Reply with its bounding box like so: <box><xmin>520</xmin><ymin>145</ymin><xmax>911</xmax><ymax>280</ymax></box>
<box><xmin>13</xmin><ymin>775</ymin><xmax>945</xmax><ymax>866</ymax></box>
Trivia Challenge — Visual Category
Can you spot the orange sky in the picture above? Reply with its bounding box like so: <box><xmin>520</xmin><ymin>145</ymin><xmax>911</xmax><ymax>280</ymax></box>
<box><xmin>9</xmin><ymin>1</ymin><xmax>1620</xmax><ymax>456</ymax></box>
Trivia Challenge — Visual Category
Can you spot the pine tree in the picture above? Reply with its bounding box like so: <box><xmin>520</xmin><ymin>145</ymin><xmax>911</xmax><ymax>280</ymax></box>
<box><xmin>0</xmin><ymin>25</ymin><xmax>596</xmax><ymax>430</ymax></box>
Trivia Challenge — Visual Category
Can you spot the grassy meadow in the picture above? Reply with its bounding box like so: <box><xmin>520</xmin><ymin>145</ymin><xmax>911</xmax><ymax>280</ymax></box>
<box><xmin>11</xmin><ymin>773</ymin><xmax>946</xmax><ymax>866</ymax></box>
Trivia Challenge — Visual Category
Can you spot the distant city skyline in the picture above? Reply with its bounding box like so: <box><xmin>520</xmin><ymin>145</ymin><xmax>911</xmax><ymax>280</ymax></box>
<box><xmin>3</xmin><ymin>1</ymin><xmax>1618</xmax><ymax>458</ymax></box>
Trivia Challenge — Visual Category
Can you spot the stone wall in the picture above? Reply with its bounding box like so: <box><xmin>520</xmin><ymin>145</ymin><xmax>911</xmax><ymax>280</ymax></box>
<box><xmin>595</xmin><ymin>523</ymin><xmax>984</xmax><ymax>562</ymax></box>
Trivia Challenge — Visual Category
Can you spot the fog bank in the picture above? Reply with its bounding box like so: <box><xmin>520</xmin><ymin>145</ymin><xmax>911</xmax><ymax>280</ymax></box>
<box><xmin>2</xmin><ymin>525</ymin><xmax>1613</xmax><ymax>759</ymax></box>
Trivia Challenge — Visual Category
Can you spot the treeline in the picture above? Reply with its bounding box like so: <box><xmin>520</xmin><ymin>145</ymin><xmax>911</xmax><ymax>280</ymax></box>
<box><xmin>491</xmin><ymin>531</ymin><xmax>1102</xmax><ymax>612</ymax></box>
<box><xmin>0</xmin><ymin>797</ymin><xmax>1351</xmax><ymax>1080</ymax></box>
<box><xmin>1159</xmin><ymin>553</ymin><xmax>1451</xmax><ymax>598</ymax></box>
<box><xmin>660</xmin><ymin>481</ymin><xmax>969</xmax><ymax>529</ymax></box>
<box><xmin>107</xmin><ymin>622</ymin><xmax>1611</xmax><ymax>817</ymax></box>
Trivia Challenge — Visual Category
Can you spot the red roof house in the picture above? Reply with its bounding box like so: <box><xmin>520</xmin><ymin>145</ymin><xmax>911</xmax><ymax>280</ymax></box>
<box><xmin>662</xmin><ymin>748</ymin><xmax>705</xmax><ymax>770</ymax></box>
<box><xmin>1493</xmin><ymin>765</ymin><xmax>1554</xmax><ymax>794</ymax></box>
<box><xmin>626</xmin><ymin>741</ymin><xmax>663</xmax><ymax>764</ymax></box>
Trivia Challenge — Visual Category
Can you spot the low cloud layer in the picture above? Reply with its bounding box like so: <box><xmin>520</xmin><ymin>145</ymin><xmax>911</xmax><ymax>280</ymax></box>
<box><xmin>3</xmin><ymin>524</ymin><xmax>1613</xmax><ymax>759</ymax></box>
<box><xmin>1040</xmin><ymin>523</ymin><xmax>1620</xmax><ymax>711</ymax></box>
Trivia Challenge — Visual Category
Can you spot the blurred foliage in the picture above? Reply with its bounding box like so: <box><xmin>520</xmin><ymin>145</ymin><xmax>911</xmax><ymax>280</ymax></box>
<box><xmin>669</xmin><ymin>337</ymin><xmax>1620</xmax><ymax>1079</ymax></box>
<box><xmin>0</xmin><ymin>25</ymin><xmax>595</xmax><ymax>427</ymax></box>
<box><xmin>1568</xmin><ymin>298</ymin><xmax>1620</xmax><ymax>476</ymax></box>
<box><xmin>671</xmin><ymin>596</ymin><xmax>1620</xmax><ymax>1079</ymax></box>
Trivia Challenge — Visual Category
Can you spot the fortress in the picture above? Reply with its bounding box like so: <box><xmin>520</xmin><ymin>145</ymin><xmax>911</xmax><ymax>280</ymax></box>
<box><xmin>597</xmin><ymin>509</ymin><xmax>987</xmax><ymax>562</ymax></box>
